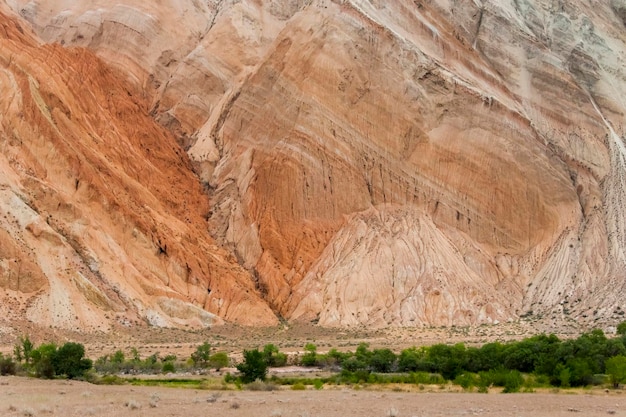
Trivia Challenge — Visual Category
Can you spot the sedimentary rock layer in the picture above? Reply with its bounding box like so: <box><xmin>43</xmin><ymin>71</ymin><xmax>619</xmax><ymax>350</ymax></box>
<box><xmin>3</xmin><ymin>0</ymin><xmax>626</xmax><ymax>329</ymax></box>
<box><xmin>0</xmin><ymin>5</ymin><xmax>277</xmax><ymax>330</ymax></box>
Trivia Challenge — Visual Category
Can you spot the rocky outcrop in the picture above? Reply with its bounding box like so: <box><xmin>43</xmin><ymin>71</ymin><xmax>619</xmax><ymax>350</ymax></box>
<box><xmin>4</xmin><ymin>0</ymin><xmax>626</xmax><ymax>329</ymax></box>
<box><xmin>0</xmin><ymin>5</ymin><xmax>277</xmax><ymax>330</ymax></box>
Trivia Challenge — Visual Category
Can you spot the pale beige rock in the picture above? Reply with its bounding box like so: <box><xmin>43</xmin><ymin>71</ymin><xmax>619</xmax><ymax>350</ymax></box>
<box><xmin>3</xmin><ymin>0</ymin><xmax>626</xmax><ymax>329</ymax></box>
<box><xmin>0</xmin><ymin>5</ymin><xmax>277</xmax><ymax>330</ymax></box>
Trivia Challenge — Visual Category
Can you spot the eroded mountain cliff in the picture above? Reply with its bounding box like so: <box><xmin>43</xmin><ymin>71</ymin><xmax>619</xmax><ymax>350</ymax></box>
<box><xmin>2</xmin><ymin>0</ymin><xmax>626</xmax><ymax>330</ymax></box>
<box><xmin>0</xmin><ymin>4</ymin><xmax>277</xmax><ymax>331</ymax></box>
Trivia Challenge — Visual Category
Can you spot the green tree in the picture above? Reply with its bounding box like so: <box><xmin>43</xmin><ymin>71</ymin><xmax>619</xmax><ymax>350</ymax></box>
<box><xmin>355</xmin><ymin>343</ymin><xmax>371</xmax><ymax>364</ymax></box>
<box><xmin>301</xmin><ymin>343</ymin><xmax>318</xmax><ymax>367</ymax></box>
<box><xmin>397</xmin><ymin>347</ymin><xmax>427</xmax><ymax>372</ymax></box>
<box><xmin>617</xmin><ymin>321</ymin><xmax>626</xmax><ymax>336</ymax></box>
<box><xmin>341</xmin><ymin>356</ymin><xmax>368</xmax><ymax>373</ymax></box>
<box><xmin>606</xmin><ymin>355</ymin><xmax>626</xmax><ymax>388</ymax></box>
<box><xmin>427</xmin><ymin>343</ymin><xmax>467</xmax><ymax>380</ymax></box>
<box><xmin>263</xmin><ymin>344</ymin><xmax>287</xmax><ymax>367</ymax></box>
<box><xmin>369</xmin><ymin>349</ymin><xmax>396</xmax><ymax>373</ymax></box>
<box><xmin>31</xmin><ymin>343</ymin><xmax>57</xmax><ymax>379</ymax></box>
<box><xmin>237</xmin><ymin>349</ymin><xmax>268</xmax><ymax>383</ymax></box>
<box><xmin>130</xmin><ymin>347</ymin><xmax>141</xmax><ymax>363</ymax></box>
<box><xmin>323</xmin><ymin>348</ymin><xmax>348</xmax><ymax>367</ymax></box>
<box><xmin>111</xmin><ymin>350</ymin><xmax>125</xmax><ymax>364</ymax></box>
<box><xmin>14</xmin><ymin>336</ymin><xmax>34</xmax><ymax>366</ymax></box>
<box><xmin>52</xmin><ymin>342</ymin><xmax>92</xmax><ymax>379</ymax></box>
<box><xmin>191</xmin><ymin>342</ymin><xmax>211</xmax><ymax>368</ymax></box>
<box><xmin>162</xmin><ymin>361</ymin><xmax>176</xmax><ymax>373</ymax></box>
<box><xmin>209</xmin><ymin>352</ymin><xmax>230</xmax><ymax>370</ymax></box>
<box><xmin>554</xmin><ymin>364</ymin><xmax>571</xmax><ymax>387</ymax></box>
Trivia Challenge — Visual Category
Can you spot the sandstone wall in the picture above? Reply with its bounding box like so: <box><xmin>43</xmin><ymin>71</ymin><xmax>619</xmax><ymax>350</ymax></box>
<box><xmin>3</xmin><ymin>0</ymin><xmax>626</xmax><ymax>328</ymax></box>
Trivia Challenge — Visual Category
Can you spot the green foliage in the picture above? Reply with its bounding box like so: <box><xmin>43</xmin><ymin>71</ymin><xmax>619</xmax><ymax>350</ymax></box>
<box><xmin>502</xmin><ymin>371</ymin><xmax>524</xmax><ymax>393</ymax></box>
<box><xmin>245</xmin><ymin>379</ymin><xmax>278</xmax><ymax>391</ymax></box>
<box><xmin>318</xmin><ymin>348</ymin><xmax>349</xmax><ymax>368</ymax></box>
<box><xmin>291</xmin><ymin>382</ymin><xmax>306</xmax><ymax>390</ymax></box>
<box><xmin>52</xmin><ymin>342</ymin><xmax>93</xmax><ymax>379</ymax></box>
<box><xmin>209</xmin><ymin>352</ymin><xmax>230</xmax><ymax>370</ymax></box>
<box><xmin>13</xmin><ymin>336</ymin><xmax>33</xmax><ymax>367</ymax></box>
<box><xmin>606</xmin><ymin>355</ymin><xmax>626</xmax><ymax>388</ymax></box>
<box><xmin>97</xmin><ymin>374</ymin><xmax>127</xmax><ymax>385</ymax></box>
<box><xmin>130</xmin><ymin>347</ymin><xmax>140</xmax><ymax>363</ymax></box>
<box><xmin>397</xmin><ymin>347</ymin><xmax>427</xmax><ymax>372</ymax></box>
<box><xmin>95</xmin><ymin>348</ymin><xmax>176</xmax><ymax>375</ymax></box>
<box><xmin>478</xmin><ymin>369</ymin><xmax>523</xmax><ymax>393</ymax></box>
<box><xmin>237</xmin><ymin>349</ymin><xmax>268</xmax><ymax>383</ymax></box>
<box><xmin>465</xmin><ymin>342</ymin><xmax>504</xmax><ymax>373</ymax></box>
<box><xmin>162</xmin><ymin>361</ymin><xmax>176</xmax><ymax>374</ymax></box>
<box><xmin>191</xmin><ymin>342</ymin><xmax>211</xmax><ymax>368</ymax></box>
<box><xmin>301</xmin><ymin>343</ymin><xmax>318</xmax><ymax>366</ymax></box>
<box><xmin>263</xmin><ymin>344</ymin><xmax>287</xmax><ymax>367</ymax></box>
<box><xmin>409</xmin><ymin>372</ymin><xmax>445</xmax><ymax>385</ymax></box>
<box><xmin>341</xmin><ymin>356</ymin><xmax>368</xmax><ymax>373</ymax></box>
<box><xmin>454</xmin><ymin>372</ymin><xmax>479</xmax><ymax>390</ymax></box>
<box><xmin>617</xmin><ymin>321</ymin><xmax>626</xmax><ymax>336</ymax></box>
<box><xmin>111</xmin><ymin>350</ymin><xmax>125</xmax><ymax>364</ymax></box>
<box><xmin>425</xmin><ymin>343</ymin><xmax>467</xmax><ymax>380</ymax></box>
<box><xmin>31</xmin><ymin>343</ymin><xmax>57</xmax><ymax>379</ymax></box>
<box><xmin>369</xmin><ymin>348</ymin><xmax>397</xmax><ymax>373</ymax></box>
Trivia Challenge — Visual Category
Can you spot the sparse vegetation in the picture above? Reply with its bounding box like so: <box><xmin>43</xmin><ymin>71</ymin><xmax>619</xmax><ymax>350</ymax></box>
<box><xmin>8</xmin><ymin>319</ymin><xmax>626</xmax><ymax>394</ymax></box>
<box><xmin>190</xmin><ymin>342</ymin><xmax>211</xmax><ymax>368</ymax></box>
<box><xmin>237</xmin><ymin>349</ymin><xmax>268</xmax><ymax>383</ymax></box>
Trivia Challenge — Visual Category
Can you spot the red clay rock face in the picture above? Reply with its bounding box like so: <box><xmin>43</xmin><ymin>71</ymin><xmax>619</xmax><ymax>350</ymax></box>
<box><xmin>3</xmin><ymin>0</ymin><xmax>626</xmax><ymax>329</ymax></box>
<box><xmin>0</xmin><ymin>6</ymin><xmax>277</xmax><ymax>330</ymax></box>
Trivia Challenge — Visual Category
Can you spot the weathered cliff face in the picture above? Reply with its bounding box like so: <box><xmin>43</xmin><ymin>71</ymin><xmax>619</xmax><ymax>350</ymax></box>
<box><xmin>0</xmin><ymin>4</ymin><xmax>277</xmax><ymax>331</ymax></box>
<box><xmin>4</xmin><ymin>0</ymin><xmax>626</xmax><ymax>329</ymax></box>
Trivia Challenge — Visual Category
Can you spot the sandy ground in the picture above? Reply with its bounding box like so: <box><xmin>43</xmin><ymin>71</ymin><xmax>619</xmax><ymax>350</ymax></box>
<box><xmin>1</xmin><ymin>376</ymin><xmax>625</xmax><ymax>417</ymax></box>
<box><xmin>0</xmin><ymin>319</ymin><xmax>600</xmax><ymax>362</ymax></box>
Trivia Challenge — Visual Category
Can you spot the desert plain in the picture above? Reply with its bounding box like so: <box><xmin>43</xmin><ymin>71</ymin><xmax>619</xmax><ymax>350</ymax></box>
<box><xmin>1</xmin><ymin>375</ymin><xmax>625</xmax><ymax>417</ymax></box>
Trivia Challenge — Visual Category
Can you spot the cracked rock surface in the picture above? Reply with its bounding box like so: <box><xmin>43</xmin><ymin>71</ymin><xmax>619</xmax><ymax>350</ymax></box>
<box><xmin>1</xmin><ymin>0</ymin><xmax>626</xmax><ymax>329</ymax></box>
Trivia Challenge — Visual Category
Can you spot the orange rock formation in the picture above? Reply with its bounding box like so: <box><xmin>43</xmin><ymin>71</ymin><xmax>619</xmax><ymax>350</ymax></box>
<box><xmin>2</xmin><ymin>0</ymin><xmax>626</xmax><ymax>330</ymax></box>
<box><xmin>0</xmin><ymin>4</ymin><xmax>277</xmax><ymax>331</ymax></box>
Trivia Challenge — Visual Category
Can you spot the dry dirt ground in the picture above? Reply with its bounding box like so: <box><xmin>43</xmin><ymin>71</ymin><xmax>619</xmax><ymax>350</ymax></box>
<box><xmin>0</xmin><ymin>318</ymin><xmax>596</xmax><ymax>360</ymax></box>
<box><xmin>0</xmin><ymin>376</ymin><xmax>625</xmax><ymax>417</ymax></box>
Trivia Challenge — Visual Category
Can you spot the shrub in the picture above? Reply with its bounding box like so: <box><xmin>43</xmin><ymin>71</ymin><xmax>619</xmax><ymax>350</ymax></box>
<box><xmin>408</xmin><ymin>372</ymin><xmax>445</xmax><ymax>385</ymax></box>
<box><xmin>291</xmin><ymin>382</ymin><xmax>306</xmax><ymax>390</ymax></box>
<box><xmin>606</xmin><ymin>355</ymin><xmax>626</xmax><ymax>388</ymax></box>
<box><xmin>454</xmin><ymin>372</ymin><xmax>479</xmax><ymax>390</ymax></box>
<box><xmin>31</xmin><ymin>343</ymin><xmax>57</xmax><ymax>379</ymax></box>
<box><xmin>263</xmin><ymin>344</ymin><xmax>288</xmax><ymax>367</ymax></box>
<box><xmin>162</xmin><ymin>362</ymin><xmax>175</xmax><ymax>374</ymax></box>
<box><xmin>97</xmin><ymin>374</ymin><xmax>127</xmax><ymax>385</ymax></box>
<box><xmin>209</xmin><ymin>352</ymin><xmax>229</xmax><ymax>370</ymax></box>
<box><xmin>478</xmin><ymin>369</ymin><xmax>523</xmax><ymax>393</ymax></box>
<box><xmin>191</xmin><ymin>342</ymin><xmax>211</xmax><ymax>368</ymax></box>
<box><xmin>301</xmin><ymin>343</ymin><xmax>318</xmax><ymax>367</ymax></box>
<box><xmin>502</xmin><ymin>371</ymin><xmax>524</xmax><ymax>393</ymax></box>
<box><xmin>369</xmin><ymin>349</ymin><xmax>397</xmax><ymax>373</ymax></box>
<box><xmin>0</xmin><ymin>354</ymin><xmax>16</xmax><ymax>376</ymax></box>
<box><xmin>52</xmin><ymin>342</ymin><xmax>92</xmax><ymax>379</ymax></box>
<box><xmin>237</xmin><ymin>349</ymin><xmax>268</xmax><ymax>383</ymax></box>
<box><xmin>245</xmin><ymin>379</ymin><xmax>278</xmax><ymax>391</ymax></box>
<box><xmin>342</xmin><ymin>356</ymin><xmax>368</xmax><ymax>373</ymax></box>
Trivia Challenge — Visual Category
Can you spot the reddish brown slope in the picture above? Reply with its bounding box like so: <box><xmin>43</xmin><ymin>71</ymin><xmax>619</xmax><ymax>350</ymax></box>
<box><xmin>5</xmin><ymin>0</ymin><xmax>626</xmax><ymax>329</ymax></box>
<box><xmin>0</xmin><ymin>8</ymin><xmax>277</xmax><ymax>331</ymax></box>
